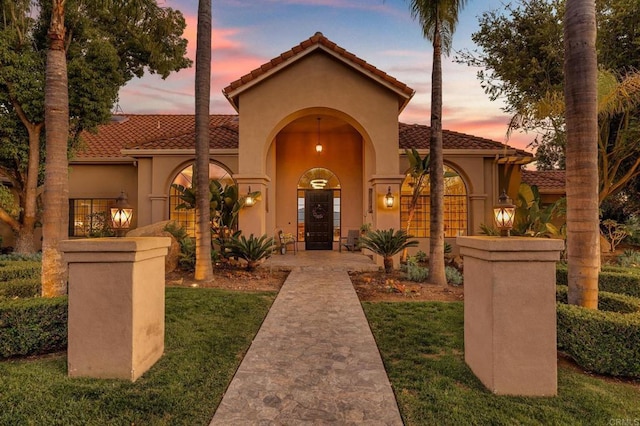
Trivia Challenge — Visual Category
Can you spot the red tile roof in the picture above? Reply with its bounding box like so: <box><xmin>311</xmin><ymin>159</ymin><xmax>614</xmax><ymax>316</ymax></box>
<box><xmin>74</xmin><ymin>114</ymin><xmax>532</xmax><ymax>161</ymax></box>
<box><xmin>399</xmin><ymin>123</ymin><xmax>532</xmax><ymax>156</ymax></box>
<box><xmin>521</xmin><ymin>170</ymin><xmax>566</xmax><ymax>191</ymax></box>
<box><xmin>75</xmin><ymin>115</ymin><xmax>238</xmax><ymax>159</ymax></box>
<box><xmin>223</xmin><ymin>32</ymin><xmax>414</xmax><ymax>110</ymax></box>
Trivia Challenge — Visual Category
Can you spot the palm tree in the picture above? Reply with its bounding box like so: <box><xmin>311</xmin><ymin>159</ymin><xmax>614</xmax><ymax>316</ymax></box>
<box><xmin>408</xmin><ymin>0</ymin><xmax>468</xmax><ymax>286</ymax></box>
<box><xmin>564</xmin><ymin>0</ymin><xmax>599</xmax><ymax>308</ymax></box>
<box><xmin>194</xmin><ymin>0</ymin><xmax>213</xmax><ymax>281</ymax></box>
<box><xmin>41</xmin><ymin>0</ymin><xmax>69</xmax><ymax>297</ymax></box>
<box><xmin>401</xmin><ymin>149</ymin><xmax>429</xmax><ymax>263</ymax></box>
<box><xmin>359</xmin><ymin>229</ymin><xmax>418</xmax><ymax>273</ymax></box>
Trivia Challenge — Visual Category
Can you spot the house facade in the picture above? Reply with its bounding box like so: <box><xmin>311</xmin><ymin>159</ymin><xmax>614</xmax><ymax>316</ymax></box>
<box><xmin>63</xmin><ymin>32</ymin><xmax>535</xmax><ymax>254</ymax></box>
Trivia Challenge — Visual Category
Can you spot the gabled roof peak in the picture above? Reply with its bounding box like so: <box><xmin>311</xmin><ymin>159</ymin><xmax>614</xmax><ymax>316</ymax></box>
<box><xmin>223</xmin><ymin>32</ymin><xmax>414</xmax><ymax>111</ymax></box>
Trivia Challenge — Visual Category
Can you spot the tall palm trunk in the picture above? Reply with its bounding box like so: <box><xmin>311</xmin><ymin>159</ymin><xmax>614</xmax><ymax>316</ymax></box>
<box><xmin>429</xmin><ymin>19</ymin><xmax>446</xmax><ymax>287</ymax></box>
<box><xmin>564</xmin><ymin>0</ymin><xmax>599</xmax><ymax>308</ymax></box>
<box><xmin>41</xmin><ymin>0</ymin><xmax>69</xmax><ymax>297</ymax></box>
<box><xmin>194</xmin><ymin>0</ymin><xmax>213</xmax><ymax>281</ymax></box>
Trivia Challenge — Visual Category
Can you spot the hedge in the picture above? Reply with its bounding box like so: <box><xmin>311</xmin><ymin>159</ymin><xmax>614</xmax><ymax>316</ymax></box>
<box><xmin>556</xmin><ymin>265</ymin><xmax>640</xmax><ymax>298</ymax></box>
<box><xmin>0</xmin><ymin>261</ymin><xmax>41</xmax><ymax>281</ymax></box>
<box><xmin>556</xmin><ymin>285</ymin><xmax>640</xmax><ymax>378</ymax></box>
<box><xmin>0</xmin><ymin>278</ymin><xmax>40</xmax><ymax>300</ymax></box>
<box><xmin>0</xmin><ymin>297</ymin><xmax>68</xmax><ymax>359</ymax></box>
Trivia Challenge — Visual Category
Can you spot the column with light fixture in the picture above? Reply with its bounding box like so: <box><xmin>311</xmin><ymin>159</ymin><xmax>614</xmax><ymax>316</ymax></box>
<box><xmin>457</xmin><ymin>232</ymin><xmax>564</xmax><ymax>396</ymax></box>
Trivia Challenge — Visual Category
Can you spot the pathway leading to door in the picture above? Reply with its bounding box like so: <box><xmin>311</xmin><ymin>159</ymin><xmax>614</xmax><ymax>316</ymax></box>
<box><xmin>210</xmin><ymin>256</ymin><xmax>403</xmax><ymax>425</ymax></box>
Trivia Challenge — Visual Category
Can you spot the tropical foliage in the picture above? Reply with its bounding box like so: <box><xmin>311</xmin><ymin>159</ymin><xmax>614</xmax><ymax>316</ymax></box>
<box><xmin>359</xmin><ymin>229</ymin><xmax>418</xmax><ymax>273</ymax></box>
<box><xmin>227</xmin><ymin>234</ymin><xmax>274</xmax><ymax>271</ymax></box>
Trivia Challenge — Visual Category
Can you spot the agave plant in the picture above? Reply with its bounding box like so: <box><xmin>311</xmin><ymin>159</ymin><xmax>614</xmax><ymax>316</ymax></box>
<box><xmin>359</xmin><ymin>229</ymin><xmax>418</xmax><ymax>273</ymax></box>
<box><xmin>227</xmin><ymin>233</ymin><xmax>274</xmax><ymax>271</ymax></box>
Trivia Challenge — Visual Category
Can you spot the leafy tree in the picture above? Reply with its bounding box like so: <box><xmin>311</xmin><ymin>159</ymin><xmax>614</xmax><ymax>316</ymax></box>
<box><xmin>408</xmin><ymin>0</ymin><xmax>468</xmax><ymax>287</ymax></box>
<box><xmin>194</xmin><ymin>0</ymin><xmax>213</xmax><ymax>281</ymax></box>
<box><xmin>457</xmin><ymin>0</ymin><xmax>640</xmax><ymax>210</ymax></box>
<box><xmin>0</xmin><ymin>0</ymin><xmax>191</xmax><ymax>255</ymax></box>
<box><xmin>564</xmin><ymin>0</ymin><xmax>599</xmax><ymax>308</ymax></box>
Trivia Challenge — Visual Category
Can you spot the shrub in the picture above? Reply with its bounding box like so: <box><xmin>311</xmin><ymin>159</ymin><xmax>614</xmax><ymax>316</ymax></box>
<box><xmin>0</xmin><ymin>253</ymin><xmax>42</xmax><ymax>262</ymax></box>
<box><xmin>227</xmin><ymin>234</ymin><xmax>274</xmax><ymax>271</ymax></box>
<box><xmin>405</xmin><ymin>263</ymin><xmax>429</xmax><ymax>282</ymax></box>
<box><xmin>556</xmin><ymin>285</ymin><xmax>640</xmax><ymax>314</ymax></box>
<box><xmin>359</xmin><ymin>229</ymin><xmax>418</xmax><ymax>273</ymax></box>
<box><xmin>556</xmin><ymin>286</ymin><xmax>640</xmax><ymax>378</ymax></box>
<box><xmin>414</xmin><ymin>250</ymin><xmax>427</xmax><ymax>263</ymax></box>
<box><xmin>0</xmin><ymin>297</ymin><xmax>68</xmax><ymax>358</ymax></box>
<box><xmin>445</xmin><ymin>266</ymin><xmax>463</xmax><ymax>286</ymax></box>
<box><xmin>0</xmin><ymin>278</ymin><xmax>40</xmax><ymax>299</ymax></box>
<box><xmin>556</xmin><ymin>265</ymin><xmax>640</xmax><ymax>298</ymax></box>
<box><xmin>0</xmin><ymin>261</ymin><xmax>41</xmax><ymax>281</ymax></box>
<box><xmin>617</xmin><ymin>249</ymin><xmax>640</xmax><ymax>268</ymax></box>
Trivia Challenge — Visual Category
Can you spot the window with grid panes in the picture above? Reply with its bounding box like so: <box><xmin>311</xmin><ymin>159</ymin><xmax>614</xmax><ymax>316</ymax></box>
<box><xmin>400</xmin><ymin>165</ymin><xmax>468</xmax><ymax>238</ymax></box>
<box><xmin>69</xmin><ymin>198</ymin><xmax>116</xmax><ymax>237</ymax></box>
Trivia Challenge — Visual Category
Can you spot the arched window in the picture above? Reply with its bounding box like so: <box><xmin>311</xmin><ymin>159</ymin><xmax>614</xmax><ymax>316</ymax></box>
<box><xmin>400</xmin><ymin>164</ymin><xmax>468</xmax><ymax>238</ymax></box>
<box><xmin>169</xmin><ymin>162</ymin><xmax>234</xmax><ymax>236</ymax></box>
<box><xmin>297</xmin><ymin>168</ymin><xmax>341</xmax><ymax>242</ymax></box>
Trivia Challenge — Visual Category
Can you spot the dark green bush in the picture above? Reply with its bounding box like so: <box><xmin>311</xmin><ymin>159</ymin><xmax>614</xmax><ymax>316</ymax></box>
<box><xmin>0</xmin><ymin>261</ymin><xmax>41</xmax><ymax>281</ymax></box>
<box><xmin>556</xmin><ymin>265</ymin><xmax>640</xmax><ymax>298</ymax></box>
<box><xmin>556</xmin><ymin>285</ymin><xmax>640</xmax><ymax>313</ymax></box>
<box><xmin>556</xmin><ymin>285</ymin><xmax>640</xmax><ymax>378</ymax></box>
<box><xmin>0</xmin><ymin>278</ymin><xmax>40</xmax><ymax>299</ymax></box>
<box><xmin>0</xmin><ymin>297</ymin><xmax>68</xmax><ymax>358</ymax></box>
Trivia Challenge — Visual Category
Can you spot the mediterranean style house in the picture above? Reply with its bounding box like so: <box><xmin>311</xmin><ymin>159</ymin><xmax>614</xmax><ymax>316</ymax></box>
<box><xmin>46</xmin><ymin>32</ymin><xmax>563</xmax><ymax>253</ymax></box>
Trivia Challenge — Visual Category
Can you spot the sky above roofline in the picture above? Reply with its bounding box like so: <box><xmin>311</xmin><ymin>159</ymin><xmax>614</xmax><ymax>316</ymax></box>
<box><xmin>117</xmin><ymin>0</ymin><xmax>533</xmax><ymax>152</ymax></box>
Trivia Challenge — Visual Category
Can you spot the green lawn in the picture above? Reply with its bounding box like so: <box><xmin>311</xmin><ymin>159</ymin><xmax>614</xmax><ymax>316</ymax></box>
<box><xmin>2</xmin><ymin>290</ymin><xmax>639</xmax><ymax>425</ymax></box>
<box><xmin>0</xmin><ymin>287</ymin><xmax>275</xmax><ymax>425</ymax></box>
<box><xmin>364</xmin><ymin>301</ymin><xmax>640</xmax><ymax>425</ymax></box>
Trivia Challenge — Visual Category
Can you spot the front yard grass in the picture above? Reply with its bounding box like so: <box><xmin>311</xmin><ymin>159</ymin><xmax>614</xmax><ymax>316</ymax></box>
<box><xmin>364</xmin><ymin>301</ymin><xmax>640</xmax><ymax>425</ymax></box>
<box><xmin>0</xmin><ymin>287</ymin><xmax>275</xmax><ymax>425</ymax></box>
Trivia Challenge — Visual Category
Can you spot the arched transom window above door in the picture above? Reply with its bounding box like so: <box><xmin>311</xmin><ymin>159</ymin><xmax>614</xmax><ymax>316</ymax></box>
<box><xmin>169</xmin><ymin>162</ymin><xmax>234</xmax><ymax>236</ymax></box>
<box><xmin>400</xmin><ymin>164</ymin><xmax>468</xmax><ymax>238</ymax></box>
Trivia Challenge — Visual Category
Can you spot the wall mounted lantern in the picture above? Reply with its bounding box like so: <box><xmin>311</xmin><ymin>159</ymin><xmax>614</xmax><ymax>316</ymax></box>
<box><xmin>493</xmin><ymin>189</ymin><xmax>515</xmax><ymax>237</ymax></box>
<box><xmin>244</xmin><ymin>186</ymin><xmax>256</xmax><ymax>207</ymax></box>
<box><xmin>110</xmin><ymin>191</ymin><xmax>133</xmax><ymax>237</ymax></box>
<box><xmin>384</xmin><ymin>186</ymin><xmax>395</xmax><ymax>208</ymax></box>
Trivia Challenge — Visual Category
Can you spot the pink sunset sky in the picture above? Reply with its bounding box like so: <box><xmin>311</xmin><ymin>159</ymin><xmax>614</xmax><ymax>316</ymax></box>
<box><xmin>118</xmin><ymin>0</ymin><xmax>534</xmax><ymax>152</ymax></box>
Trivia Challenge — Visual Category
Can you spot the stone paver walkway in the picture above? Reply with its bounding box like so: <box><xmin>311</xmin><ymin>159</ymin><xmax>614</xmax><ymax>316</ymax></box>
<box><xmin>210</xmin><ymin>254</ymin><xmax>403</xmax><ymax>425</ymax></box>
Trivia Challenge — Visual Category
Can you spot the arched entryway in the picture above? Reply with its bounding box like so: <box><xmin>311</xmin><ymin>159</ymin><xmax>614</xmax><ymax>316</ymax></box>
<box><xmin>297</xmin><ymin>168</ymin><xmax>340</xmax><ymax>250</ymax></box>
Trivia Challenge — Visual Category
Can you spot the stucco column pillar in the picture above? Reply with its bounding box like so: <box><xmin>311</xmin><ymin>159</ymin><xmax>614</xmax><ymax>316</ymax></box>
<box><xmin>457</xmin><ymin>236</ymin><xmax>564</xmax><ymax>396</ymax></box>
<box><xmin>60</xmin><ymin>237</ymin><xmax>170</xmax><ymax>382</ymax></box>
<box><xmin>368</xmin><ymin>175</ymin><xmax>405</xmax><ymax>267</ymax></box>
<box><xmin>235</xmin><ymin>175</ymin><xmax>271</xmax><ymax>238</ymax></box>
<box><xmin>149</xmin><ymin>194</ymin><xmax>168</xmax><ymax>225</ymax></box>
<box><xmin>468</xmin><ymin>194</ymin><xmax>488</xmax><ymax>235</ymax></box>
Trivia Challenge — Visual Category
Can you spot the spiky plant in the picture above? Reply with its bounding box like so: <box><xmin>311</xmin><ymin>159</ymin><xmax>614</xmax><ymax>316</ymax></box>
<box><xmin>227</xmin><ymin>234</ymin><xmax>274</xmax><ymax>271</ymax></box>
<box><xmin>359</xmin><ymin>229</ymin><xmax>418</xmax><ymax>273</ymax></box>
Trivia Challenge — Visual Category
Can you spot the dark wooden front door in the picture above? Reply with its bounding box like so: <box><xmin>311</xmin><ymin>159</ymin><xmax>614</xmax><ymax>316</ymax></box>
<box><xmin>305</xmin><ymin>190</ymin><xmax>333</xmax><ymax>250</ymax></box>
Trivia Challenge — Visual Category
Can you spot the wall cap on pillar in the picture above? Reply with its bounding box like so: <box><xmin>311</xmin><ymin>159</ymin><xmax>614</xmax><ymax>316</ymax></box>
<box><xmin>60</xmin><ymin>237</ymin><xmax>171</xmax><ymax>263</ymax></box>
<box><xmin>457</xmin><ymin>236</ymin><xmax>564</xmax><ymax>262</ymax></box>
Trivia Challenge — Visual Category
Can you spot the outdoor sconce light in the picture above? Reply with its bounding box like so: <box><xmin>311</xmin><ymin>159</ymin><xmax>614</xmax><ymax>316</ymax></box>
<box><xmin>384</xmin><ymin>186</ymin><xmax>395</xmax><ymax>208</ymax></box>
<box><xmin>493</xmin><ymin>189</ymin><xmax>515</xmax><ymax>237</ymax></box>
<box><xmin>245</xmin><ymin>186</ymin><xmax>256</xmax><ymax>207</ymax></box>
<box><xmin>110</xmin><ymin>191</ymin><xmax>133</xmax><ymax>237</ymax></box>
